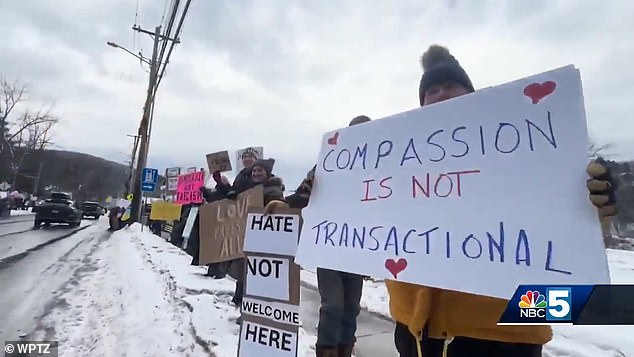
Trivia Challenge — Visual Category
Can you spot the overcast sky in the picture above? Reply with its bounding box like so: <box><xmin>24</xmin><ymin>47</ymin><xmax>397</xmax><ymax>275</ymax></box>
<box><xmin>2</xmin><ymin>0</ymin><xmax>632</xmax><ymax>187</ymax></box>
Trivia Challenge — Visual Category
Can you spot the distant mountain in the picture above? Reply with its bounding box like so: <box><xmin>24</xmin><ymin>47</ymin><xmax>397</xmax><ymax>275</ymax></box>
<box><xmin>0</xmin><ymin>149</ymin><xmax>162</xmax><ymax>202</ymax></box>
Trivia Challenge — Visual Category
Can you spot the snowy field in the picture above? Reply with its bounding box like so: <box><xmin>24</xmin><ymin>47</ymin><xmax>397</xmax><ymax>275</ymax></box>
<box><xmin>301</xmin><ymin>251</ymin><xmax>634</xmax><ymax>357</ymax></box>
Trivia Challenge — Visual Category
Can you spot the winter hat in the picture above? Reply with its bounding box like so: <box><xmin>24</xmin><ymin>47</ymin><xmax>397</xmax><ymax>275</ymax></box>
<box><xmin>252</xmin><ymin>158</ymin><xmax>275</xmax><ymax>176</ymax></box>
<box><xmin>349</xmin><ymin>115</ymin><xmax>371</xmax><ymax>126</ymax></box>
<box><xmin>242</xmin><ymin>147</ymin><xmax>259</xmax><ymax>159</ymax></box>
<box><xmin>418</xmin><ymin>45</ymin><xmax>474</xmax><ymax>106</ymax></box>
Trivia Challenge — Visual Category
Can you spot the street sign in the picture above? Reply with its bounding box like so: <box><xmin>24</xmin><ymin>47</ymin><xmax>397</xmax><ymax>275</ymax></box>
<box><xmin>166</xmin><ymin>167</ymin><xmax>180</xmax><ymax>177</ymax></box>
<box><xmin>0</xmin><ymin>182</ymin><xmax>11</xmax><ymax>191</ymax></box>
<box><xmin>141</xmin><ymin>168</ymin><xmax>159</xmax><ymax>192</ymax></box>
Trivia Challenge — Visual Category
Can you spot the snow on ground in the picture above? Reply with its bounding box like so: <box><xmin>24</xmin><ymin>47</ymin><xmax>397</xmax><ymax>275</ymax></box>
<box><xmin>39</xmin><ymin>220</ymin><xmax>205</xmax><ymax>356</ymax></box>
<box><xmin>10</xmin><ymin>208</ymin><xmax>33</xmax><ymax>216</ymax></box>
<box><xmin>301</xmin><ymin>250</ymin><xmax>634</xmax><ymax>356</ymax></box>
<box><xmin>108</xmin><ymin>223</ymin><xmax>318</xmax><ymax>357</ymax></box>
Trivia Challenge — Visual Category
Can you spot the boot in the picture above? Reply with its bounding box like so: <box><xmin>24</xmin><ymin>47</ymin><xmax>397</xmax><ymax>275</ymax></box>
<box><xmin>315</xmin><ymin>346</ymin><xmax>338</xmax><ymax>357</ymax></box>
<box><xmin>338</xmin><ymin>344</ymin><xmax>354</xmax><ymax>357</ymax></box>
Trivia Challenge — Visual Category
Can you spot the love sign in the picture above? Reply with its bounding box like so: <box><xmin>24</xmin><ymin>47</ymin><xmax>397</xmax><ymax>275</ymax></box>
<box><xmin>294</xmin><ymin>65</ymin><xmax>610</xmax><ymax>299</ymax></box>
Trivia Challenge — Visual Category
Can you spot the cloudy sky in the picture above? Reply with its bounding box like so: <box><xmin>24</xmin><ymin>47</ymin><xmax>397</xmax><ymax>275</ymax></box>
<box><xmin>2</xmin><ymin>0</ymin><xmax>632</xmax><ymax>187</ymax></box>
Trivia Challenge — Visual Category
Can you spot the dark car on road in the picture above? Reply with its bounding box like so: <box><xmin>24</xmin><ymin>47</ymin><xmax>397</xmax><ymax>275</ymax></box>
<box><xmin>81</xmin><ymin>201</ymin><xmax>104</xmax><ymax>219</ymax></box>
<box><xmin>33</xmin><ymin>192</ymin><xmax>82</xmax><ymax>229</ymax></box>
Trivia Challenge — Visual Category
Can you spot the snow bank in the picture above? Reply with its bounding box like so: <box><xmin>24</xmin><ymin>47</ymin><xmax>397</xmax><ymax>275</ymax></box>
<box><xmin>120</xmin><ymin>223</ymin><xmax>318</xmax><ymax>357</ymax></box>
<box><xmin>38</xmin><ymin>220</ymin><xmax>205</xmax><ymax>356</ymax></box>
<box><xmin>301</xmin><ymin>250</ymin><xmax>634</xmax><ymax>356</ymax></box>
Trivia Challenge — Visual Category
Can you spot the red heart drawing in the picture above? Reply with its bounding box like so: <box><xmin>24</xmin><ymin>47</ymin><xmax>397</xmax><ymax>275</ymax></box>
<box><xmin>385</xmin><ymin>258</ymin><xmax>408</xmax><ymax>279</ymax></box>
<box><xmin>523</xmin><ymin>81</ymin><xmax>556</xmax><ymax>104</ymax></box>
<box><xmin>327</xmin><ymin>132</ymin><xmax>339</xmax><ymax>145</ymax></box>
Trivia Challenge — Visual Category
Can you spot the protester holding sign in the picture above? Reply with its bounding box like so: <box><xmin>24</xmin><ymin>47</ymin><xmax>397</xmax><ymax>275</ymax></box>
<box><xmin>205</xmin><ymin>149</ymin><xmax>259</xmax><ymax>278</ymax></box>
<box><xmin>214</xmin><ymin>156</ymin><xmax>284</xmax><ymax>306</ymax></box>
<box><xmin>265</xmin><ymin>115</ymin><xmax>371</xmax><ymax>357</ymax></box>
<box><xmin>384</xmin><ymin>45</ymin><xmax>617</xmax><ymax>357</ymax></box>
<box><xmin>227</xmin><ymin>158</ymin><xmax>286</xmax><ymax>310</ymax></box>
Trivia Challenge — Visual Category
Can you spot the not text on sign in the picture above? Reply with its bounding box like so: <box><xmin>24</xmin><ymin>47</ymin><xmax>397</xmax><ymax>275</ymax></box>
<box><xmin>245</xmin><ymin>255</ymin><xmax>291</xmax><ymax>301</ymax></box>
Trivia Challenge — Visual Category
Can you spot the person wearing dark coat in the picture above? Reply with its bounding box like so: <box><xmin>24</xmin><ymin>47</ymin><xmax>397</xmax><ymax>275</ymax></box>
<box><xmin>206</xmin><ymin>148</ymin><xmax>260</xmax><ymax>278</ymax></box>
<box><xmin>223</xmin><ymin>158</ymin><xmax>285</xmax><ymax>310</ymax></box>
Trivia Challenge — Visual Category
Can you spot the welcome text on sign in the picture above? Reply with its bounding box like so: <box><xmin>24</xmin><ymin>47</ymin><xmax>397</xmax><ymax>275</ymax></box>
<box><xmin>241</xmin><ymin>299</ymin><xmax>300</xmax><ymax>325</ymax></box>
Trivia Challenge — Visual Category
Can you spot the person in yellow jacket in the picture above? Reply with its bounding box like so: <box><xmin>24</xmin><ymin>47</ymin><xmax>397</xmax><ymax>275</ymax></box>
<box><xmin>388</xmin><ymin>44</ymin><xmax>618</xmax><ymax>357</ymax></box>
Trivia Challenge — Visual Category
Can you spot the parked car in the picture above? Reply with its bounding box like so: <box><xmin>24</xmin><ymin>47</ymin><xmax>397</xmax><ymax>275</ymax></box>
<box><xmin>81</xmin><ymin>201</ymin><xmax>104</xmax><ymax>219</ymax></box>
<box><xmin>33</xmin><ymin>192</ymin><xmax>82</xmax><ymax>229</ymax></box>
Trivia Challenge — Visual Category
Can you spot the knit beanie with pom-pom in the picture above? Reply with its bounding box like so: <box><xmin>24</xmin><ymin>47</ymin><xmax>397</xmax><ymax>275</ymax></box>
<box><xmin>418</xmin><ymin>44</ymin><xmax>474</xmax><ymax>106</ymax></box>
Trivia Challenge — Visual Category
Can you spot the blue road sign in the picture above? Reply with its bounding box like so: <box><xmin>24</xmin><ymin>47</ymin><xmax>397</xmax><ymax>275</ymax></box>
<box><xmin>141</xmin><ymin>168</ymin><xmax>159</xmax><ymax>192</ymax></box>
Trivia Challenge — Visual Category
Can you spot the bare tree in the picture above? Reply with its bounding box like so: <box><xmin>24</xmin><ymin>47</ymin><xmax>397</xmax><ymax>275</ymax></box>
<box><xmin>0</xmin><ymin>76</ymin><xmax>59</xmax><ymax>188</ymax></box>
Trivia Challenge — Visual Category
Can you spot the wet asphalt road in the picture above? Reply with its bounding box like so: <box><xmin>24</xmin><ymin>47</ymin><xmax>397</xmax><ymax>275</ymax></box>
<box><xmin>0</xmin><ymin>214</ymin><xmax>98</xmax><ymax>343</ymax></box>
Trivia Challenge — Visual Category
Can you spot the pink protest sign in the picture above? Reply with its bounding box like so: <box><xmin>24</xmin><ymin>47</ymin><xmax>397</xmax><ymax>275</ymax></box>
<box><xmin>176</xmin><ymin>171</ymin><xmax>205</xmax><ymax>205</ymax></box>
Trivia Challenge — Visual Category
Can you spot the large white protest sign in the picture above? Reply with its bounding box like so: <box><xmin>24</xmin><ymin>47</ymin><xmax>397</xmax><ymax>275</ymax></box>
<box><xmin>239</xmin><ymin>320</ymin><xmax>298</xmax><ymax>357</ymax></box>
<box><xmin>294</xmin><ymin>65</ymin><xmax>610</xmax><ymax>299</ymax></box>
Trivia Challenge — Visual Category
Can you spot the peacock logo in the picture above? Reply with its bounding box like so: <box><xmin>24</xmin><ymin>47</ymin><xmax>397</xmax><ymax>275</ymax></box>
<box><xmin>518</xmin><ymin>290</ymin><xmax>547</xmax><ymax>308</ymax></box>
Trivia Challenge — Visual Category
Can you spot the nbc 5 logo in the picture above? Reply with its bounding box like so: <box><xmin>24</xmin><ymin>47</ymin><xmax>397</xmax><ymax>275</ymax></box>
<box><xmin>545</xmin><ymin>288</ymin><xmax>572</xmax><ymax>321</ymax></box>
<box><xmin>518</xmin><ymin>288</ymin><xmax>572</xmax><ymax>322</ymax></box>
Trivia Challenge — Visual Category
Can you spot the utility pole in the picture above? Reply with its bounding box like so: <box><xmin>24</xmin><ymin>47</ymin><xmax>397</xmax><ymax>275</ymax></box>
<box><xmin>124</xmin><ymin>134</ymin><xmax>140</xmax><ymax>193</ymax></box>
<box><xmin>33</xmin><ymin>162</ymin><xmax>44</xmax><ymax>195</ymax></box>
<box><xmin>130</xmin><ymin>25</ymin><xmax>161</xmax><ymax>223</ymax></box>
<box><xmin>108</xmin><ymin>1</ymin><xmax>189</xmax><ymax>223</ymax></box>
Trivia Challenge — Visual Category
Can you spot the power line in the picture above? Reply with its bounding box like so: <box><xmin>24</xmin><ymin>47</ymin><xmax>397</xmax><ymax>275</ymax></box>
<box><xmin>132</xmin><ymin>0</ymin><xmax>141</xmax><ymax>51</ymax></box>
<box><xmin>156</xmin><ymin>0</ymin><xmax>180</xmax><ymax>71</ymax></box>
<box><xmin>144</xmin><ymin>0</ymin><xmax>191</xmax><ymax>166</ymax></box>
<box><xmin>155</xmin><ymin>0</ymin><xmax>191</xmax><ymax>91</ymax></box>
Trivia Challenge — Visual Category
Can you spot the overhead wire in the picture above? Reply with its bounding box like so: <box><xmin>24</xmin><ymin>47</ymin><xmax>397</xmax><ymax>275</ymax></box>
<box><xmin>132</xmin><ymin>0</ymin><xmax>141</xmax><ymax>51</ymax></box>
<box><xmin>154</xmin><ymin>0</ymin><xmax>191</xmax><ymax>91</ymax></box>
<box><xmin>156</xmin><ymin>0</ymin><xmax>180</xmax><ymax>69</ymax></box>
<box><xmin>145</xmin><ymin>0</ymin><xmax>191</xmax><ymax>160</ymax></box>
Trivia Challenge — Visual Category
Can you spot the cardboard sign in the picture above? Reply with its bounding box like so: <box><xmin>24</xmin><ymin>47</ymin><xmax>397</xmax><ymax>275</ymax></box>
<box><xmin>239</xmin><ymin>320</ymin><xmax>297</xmax><ymax>357</ymax></box>
<box><xmin>176</xmin><ymin>171</ymin><xmax>205</xmax><ymax>205</ymax></box>
<box><xmin>198</xmin><ymin>186</ymin><xmax>264</xmax><ymax>264</ymax></box>
<box><xmin>241</xmin><ymin>298</ymin><xmax>300</xmax><ymax>326</ymax></box>
<box><xmin>294</xmin><ymin>65</ymin><xmax>610</xmax><ymax>299</ymax></box>
<box><xmin>166</xmin><ymin>167</ymin><xmax>181</xmax><ymax>177</ymax></box>
<box><xmin>117</xmin><ymin>198</ymin><xmax>131</xmax><ymax>209</ymax></box>
<box><xmin>206</xmin><ymin>150</ymin><xmax>233</xmax><ymax>173</ymax></box>
<box><xmin>166</xmin><ymin>167</ymin><xmax>181</xmax><ymax>195</ymax></box>
<box><xmin>167</xmin><ymin>177</ymin><xmax>179</xmax><ymax>192</ymax></box>
<box><xmin>235</xmin><ymin>146</ymin><xmax>264</xmax><ymax>172</ymax></box>
<box><xmin>149</xmin><ymin>201</ymin><xmax>182</xmax><ymax>221</ymax></box>
<box><xmin>239</xmin><ymin>207</ymin><xmax>301</xmax><ymax>357</ymax></box>
<box><xmin>243</xmin><ymin>213</ymin><xmax>301</xmax><ymax>257</ymax></box>
<box><xmin>246</xmin><ymin>256</ymin><xmax>291</xmax><ymax>301</ymax></box>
